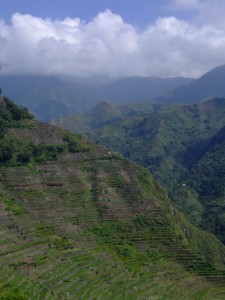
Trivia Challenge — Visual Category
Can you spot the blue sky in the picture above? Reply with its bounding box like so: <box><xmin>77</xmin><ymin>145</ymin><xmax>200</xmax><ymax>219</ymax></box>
<box><xmin>0</xmin><ymin>0</ymin><xmax>189</xmax><ymax>27</ymax></box>
<box><xmin>0</xmin><ymin>0</ymin><xmax>225</xmax><ymax>78</ymax></box>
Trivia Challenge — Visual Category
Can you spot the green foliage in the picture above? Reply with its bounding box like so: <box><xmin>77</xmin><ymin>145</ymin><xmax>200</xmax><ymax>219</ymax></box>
<box><xmin>52</xmin><ymin>236</ymin><xmax>71</xmax><ymax>250</ymax></box>
<box><xmin>0</xmin><ymin>135</ymin><xmax>14</xmax><ymax>163</ymax></box>
<box><xmin>90</xmin><ymin>99</ymin><xmax>225</xmax><ymax>244</ymax></box>
<box><xmin>134</xmin><ymin>214</ymin><xmax>151</xmax><ymax>227</ymax></box>
<box><xmin>0</xmin><ymin>194</ymin><xmax>26</xmax><ymax>215</ymax></box>
<box><xmin>91</xmin><ymin>99</ymin><xmax>225</xmax><ymax>189</ymax></box>
<box><xmin>0</xmin><ymin>284</ymin><xmax>27</xmax><ymax>300</ymax></box>
<box><xmin>171</xmin><ymin>185</ymin><xmax>203</xmax><ymax>225</ymax></box>
<box><xmin>198</xmin><ymin>197</ymin><xmax>225</xmax><ymax>244</ymax></box>
<box><xmin>63</xmin><ymin>131</ymin><xmax>92</xmax><ymax>153</ymax></box>
<box><xmin>187</xmin><ymin>142</ymin><xmax>225</xmax><ymax>197</ymax></box>
<box><xmin>108</xmin><ymin>175</ymin><xmax>126</xmax><ymax>188</ymax></box>
<box><xmin>0</xmin><ymin>97</ymin><xmax>93</xmax><ymax>168</ymax></box>
<box><xmin>36</xmin><ymin>225</ymin><xmax>55</xmax><ymax>237</ymax></box>
<box><xmin>31</xmin><ymin>253</ymin><xmax>48</xmax><ymax>267</ymax></box>
<box><xmin>0</xmin><ymin>135</ymin><xmax>65</xmax><ymax>166</ymax></box>
<box><xmin>0</xmin><ymin>291</ymin><xmax>26</xmax><ymax>300</ymax></box>
<box><xmin>0</xmin><ymin>96</ymin><xmax>33</xmax><ymax>135</ymax></box>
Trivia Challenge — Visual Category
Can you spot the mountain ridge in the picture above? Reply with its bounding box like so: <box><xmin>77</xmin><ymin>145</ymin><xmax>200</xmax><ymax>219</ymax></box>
<box><xmin>0</xmin><ymin>74</ymin><xmax>193</xmax><ymax>121</ymax></box>
<box><xmin>160</xmin><ymin>64</ymin><xmax>225</xmax><ymax>105</ymax></box>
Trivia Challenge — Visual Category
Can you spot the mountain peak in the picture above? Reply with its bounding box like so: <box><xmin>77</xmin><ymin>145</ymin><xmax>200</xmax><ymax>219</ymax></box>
<box><xmin>202</xmin><ymin>64</ymin><xmax>225</xmax><ymax>78</ymax></box>
<box><xmin>93</xmin><ymin>100</ymin><xmax>122</xmax><ymax>116</ymax></box>
<box><xmin>162</xmin><ymin>64</ymin><xmax>225</xmax><ymax>105</ymax></box>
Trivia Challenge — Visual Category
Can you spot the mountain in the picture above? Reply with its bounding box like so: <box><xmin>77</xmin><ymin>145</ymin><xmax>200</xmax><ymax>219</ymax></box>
<box><xmin>0</xmin><ymin>75</ymin><xmax>100</xmax><ymax>121</ymax></box>
<box><xmin>96</xmin><ymin>76</ymin><xmax>193</xmax><ymax>104</ymax></box>
<box><xmin>90</xmin><ymin>98</ymin><xmax>225</xmax><ymax>189</ymax></box>
<box><xmin>1</xmin><ymin>96</ymin><xmax>225</xmax><ymax>299</ymax></box>
<box><xmin>2</xmin><ymin>65</ymin><xmax>225</xmax><ymax>123</ymax></box>
<box><xmin>183</xmin><ymin>124</ymin><xmax>225</xmax><ymax>242</ymax></box>
<box><xmin>52</xmin><ymin>101</ymin><xmax>153</xmax><ymax>133</ymax></box>
<box><xmin>160</xmin><ymin>64</ymin><xmax>225</xmax><ymax>105</ymax></box>
<box><xmin>89</xmin><ymin>98</ymin><xmax>225</xmax><ymax>243</ymax></box>
<box><xmin>0</xmin><ymin>75</ymin><xmax>193</xmax><ymax>122</ymax></box>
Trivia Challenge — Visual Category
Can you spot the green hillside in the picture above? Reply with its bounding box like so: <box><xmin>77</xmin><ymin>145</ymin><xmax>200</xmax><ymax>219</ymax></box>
<box><xmin>183</xmin><ymin>124</ymin><xmax>225</xmax><ymax>242</ymax></box>
<box><xmin>0</xmin><ymin>96</ymin><xmax>225</xmax><ymax>299</ymax></box>
<box><xmin>90</xmin><ymin>99</ymin><xmax>225</xmax><ymax>188</ymax></box>
<box><xmin>89</xmin><ymin>98</ymin><xmax>225</xmax><ymax>243</ymax></box>
<box><xmin>52</xmin><ymin>101</ymin><xmax>153</xmax><ymax>133</ymax></box>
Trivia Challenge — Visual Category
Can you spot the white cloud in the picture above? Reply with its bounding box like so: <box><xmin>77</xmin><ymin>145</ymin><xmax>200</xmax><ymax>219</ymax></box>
<box><xmin>0</xmin><ymin>10</ymin><xmax>225</xmax><ymax>78</ymax></box>
<box><xmin>170</xmin><ymin>0</ymin><xmax>225</xmax><ymax>27</ymax></box>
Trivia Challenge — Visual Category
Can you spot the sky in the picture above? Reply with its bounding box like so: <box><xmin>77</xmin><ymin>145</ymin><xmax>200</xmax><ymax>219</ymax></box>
<box><xmin>0</xmin><ymin>0</ymin><xmax>225</xmax><ymax>78</ymax></box>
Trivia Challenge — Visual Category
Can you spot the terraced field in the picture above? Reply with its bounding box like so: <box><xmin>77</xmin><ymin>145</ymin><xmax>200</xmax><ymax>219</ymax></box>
<box><xmin>0</xmin><ymin>119</ymin><xmax>225</xmax><ymax>299</ymax></box>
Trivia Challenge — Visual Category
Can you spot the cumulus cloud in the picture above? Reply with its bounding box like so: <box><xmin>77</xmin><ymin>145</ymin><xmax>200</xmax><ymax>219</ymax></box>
<box><xmin>0</xmin><ymin>9</ymin><xmax>225</xmax><ymax>78</ymax></box>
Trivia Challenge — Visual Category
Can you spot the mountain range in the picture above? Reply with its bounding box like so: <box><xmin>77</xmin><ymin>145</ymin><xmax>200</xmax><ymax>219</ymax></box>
<box><xmin>2</xmin><ymin>64</ymin><xmax>225</xmax><ymax>122</ymax></box>
<box><xmin>86</xmin><ymin>98</ymin><xmax>225</xmax><ymax>245</ymax></box>
<box><xmin>1</xmin><ymin>96</ymin><xmax>225</xmax><ymax>299</ymax></box>
<box><xmin>0</xmin><ymin>74</ymin><xmax>192</xmax><ymax>121</ymax></box>
<box><xmin>52</xmin><ymin>100</ymin><xmax>154</xmax><ymax>133</ymax></box>
<box><xmin>0</xmin><ymin>75</ymin><xmax>100</xmax><ymax>121</ymax></box>
<box><xmin>159</xmin><ymin>64</ymin><xmax>225</xmax><ymax>106</ymax></box>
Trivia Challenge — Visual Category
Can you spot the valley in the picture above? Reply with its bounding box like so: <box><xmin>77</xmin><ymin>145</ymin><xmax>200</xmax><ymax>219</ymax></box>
<box><xmin>52</xmin><ymin>67</ymin><xmax>225</xmax><ymax>249</ymax></box>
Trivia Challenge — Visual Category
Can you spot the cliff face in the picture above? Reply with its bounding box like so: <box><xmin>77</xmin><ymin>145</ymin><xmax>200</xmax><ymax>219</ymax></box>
<box><xmin>0</xmin><ymin>97</ymin><xmax>225</xmax><ymax>299</ymax></box>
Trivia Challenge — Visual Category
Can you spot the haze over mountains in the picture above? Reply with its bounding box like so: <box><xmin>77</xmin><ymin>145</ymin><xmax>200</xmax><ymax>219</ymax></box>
<box><xmin>1</xmin><ymin>64</ymin><xmax>225</xmax><ymax>122</ymax></box>
<box><xmin>0</xmin><ymin>74</ymin><xmax>192</xmax><ymax>121</ymax></box>
<box><xmin>160</xmin><ymin>64</ymin><xmax>225</xmax><ymax>106</ymax></box>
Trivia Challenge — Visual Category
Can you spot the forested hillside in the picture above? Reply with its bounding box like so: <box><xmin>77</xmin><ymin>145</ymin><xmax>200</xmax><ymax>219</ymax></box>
<box><xmin>0</xmin><ymin>96</ymin><xmax>225</xmax><ymax>299</ymax></box>
<box><xmin>52</xmin><ymin>101</ymin><xmax>153</xmax><ymax>133</ymax></box>
<box><xmin>89</xmin><ymin>98</ymin><xmax>225</xmax><ymax>243</ymax></box>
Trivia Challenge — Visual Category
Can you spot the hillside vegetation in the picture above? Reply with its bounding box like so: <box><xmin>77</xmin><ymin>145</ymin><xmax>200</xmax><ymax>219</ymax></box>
<box><xmin>0</xmin><ymin>97</ymin><xmax>225</xmax><ymax>299</ymax></box>
<box><xmin>52</xmin><ymin>101</ymin><xmax>153</xmax><ymax>133</ymax></box>
<box><xmin>89</xmin><ymin>98</ymin><xmax>225</xmax><ymax>243</ymax></box>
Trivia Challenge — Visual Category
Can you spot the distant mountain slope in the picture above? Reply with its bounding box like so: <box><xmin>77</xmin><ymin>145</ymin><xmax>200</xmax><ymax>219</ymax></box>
<box><xmin>52</xmin><ymin>101</ymin><xmax>153</xmax><ymax>133</ymax></box>
<box><xmin>0</xmin><ymin>75</ymin><xmax>100</xmax><ymax>121</ymax></box>
<box><xmin>181</xmin><ymin>124</ymin><xmax>225</xmax><ymax>242</ymax></box>
<box><xmin>97</xmin><ymin>76</ymin><xmax>193</xmax><ymax>104</ymax></box>
<box><xmin>160</xmin><ymin>64</ymin><xmax>225</xmax><ymax>105</ymax></box>
<box><xmin>187</xmin><ymin>124</ymin><xmax>225</xmax><ymax>197</ymax></box>
<box><xmin>0</xmin><ymin>75</ymin><xmax>193</xmax><ymax>121</ymax></box>
<box><xmin>90</xmin><ymin>98</ymin><xmax>225</xmax><ymax>189</ymax></box>
<box><xmin>1</xmin><ymin>96</ymin><xmax>225</xmax><ymax>299</ymax></box>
